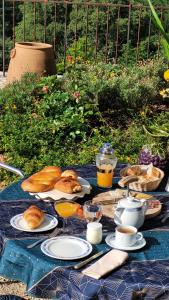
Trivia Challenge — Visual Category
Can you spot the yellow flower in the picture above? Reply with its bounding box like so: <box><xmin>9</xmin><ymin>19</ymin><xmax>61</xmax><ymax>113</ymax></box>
<box><xmin>159</xmin><ymin>89</ymin><xmax>166</xmax><ymax>96</ymax></box>
<box><xmin>159</xmin><ymin>88</ymin><xmax>169</xmax><ymax>98</ymax></box>
<box><xmin>164</xmin><ymin>69</ymin><xmax>169</xmax><ymax>81</ymax></box>
<box><xmin>110</xmin><ymin>72</ymin><xmax>116</xmax><ymax>78</ymax></box>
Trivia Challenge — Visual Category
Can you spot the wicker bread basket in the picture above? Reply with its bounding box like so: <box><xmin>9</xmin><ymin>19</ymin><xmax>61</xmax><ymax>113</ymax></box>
<box><xmin>119</xmin><ymin>164</ymin><xmax>164</xmax><ymax>192</ymax></box>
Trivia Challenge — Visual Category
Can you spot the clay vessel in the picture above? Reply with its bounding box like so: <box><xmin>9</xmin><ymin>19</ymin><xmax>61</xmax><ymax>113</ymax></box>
<box><xmin>7</xmin><ymin>42</ymin><xmax>56</xmax><ymax>84</ymax></box>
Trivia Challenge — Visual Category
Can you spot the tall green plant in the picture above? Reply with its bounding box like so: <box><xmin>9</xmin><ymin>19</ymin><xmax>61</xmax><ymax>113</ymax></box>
<box><xmin>147</xmin><ymin>0</ymin><xmax>169</xmax><ymax>61</ymax></box>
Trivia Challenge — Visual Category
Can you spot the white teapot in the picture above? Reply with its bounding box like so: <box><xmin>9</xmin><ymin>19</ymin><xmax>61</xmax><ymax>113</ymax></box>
<box><xmin>114</xmin><ymin>196</ymin><xmax>148</xmax><ymax>229</ymax></box>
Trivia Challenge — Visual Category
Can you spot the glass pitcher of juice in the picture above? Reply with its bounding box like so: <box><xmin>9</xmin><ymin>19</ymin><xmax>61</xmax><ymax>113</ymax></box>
<box><xmin>96</xmin><ymin>143</ymin><xmax>117</xmax><ymax>188</ymax></box>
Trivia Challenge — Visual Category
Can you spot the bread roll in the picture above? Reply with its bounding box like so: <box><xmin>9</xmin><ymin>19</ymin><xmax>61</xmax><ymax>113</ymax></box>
<box><xmin>54</xmin><ymin>177</ymin><xmax>82</xmax><ymax>194</ymax></box>
<box><xmin>42</xmin><ymin>166</ymin><xmax>62</xmax><ymax>177</ymax></box>
<box><xmin>127</xmin><ymin>166</ymin><xmax>141</xmax><ymax>176</ymax></box>
<box><xmin>23</xmin><ymin>205</ymin><xmax>45</xmax><ymax>229</ymax></box>
<box><xmin>30</xmin><ymin>172</ymin><xmax>60</xmax><ymax>183</ymax></box>
<box><xmin>21</xmin><ymin>178</ymin><xmax>52</xmax><ymax>193</ymax></box>
<box><xmin>21</xmin><ymin>167</ymin><xmax>62</xmax><ymax>193</ymax></box>
<box><xmin>30</xmin><ymin>171</ymin><xmax>55</xmax><ymax>179</ymax></box>
<box><xmin>61</xmin><ymin>170</ymin><xmax>78</xmax><ymax>180</ymax></box>
<box><xmin>147</xmin><ymin>164</ymin><xmax>160</xmax><ymax>178</ymax></box>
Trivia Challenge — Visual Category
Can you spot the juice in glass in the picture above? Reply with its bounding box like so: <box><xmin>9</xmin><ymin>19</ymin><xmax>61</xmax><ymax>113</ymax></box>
<box><xmin>54</xmin><ymin>201</ymin><xmax>80</xmax><ymax>218</ymax></box>
<box><xmin>54</xmin><ymin>201</ymin><xmax>81</xmax><ymax>233</ymax></box>
<box><xmin>96</xmin><ymin>143</ymin><xmax>117</xmax><ymax>188</ymax></box>
<box><xmin>97</xmin><ymin>164</ymin><xmax>113</xmax><ymax>188</ymax></box>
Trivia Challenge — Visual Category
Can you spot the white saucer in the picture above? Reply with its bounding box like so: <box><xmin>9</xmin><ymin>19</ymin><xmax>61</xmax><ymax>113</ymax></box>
<box><xmin>105</xmin><ymin>233</ymin><xmax>146</xmax><ymax>251</ymax></box>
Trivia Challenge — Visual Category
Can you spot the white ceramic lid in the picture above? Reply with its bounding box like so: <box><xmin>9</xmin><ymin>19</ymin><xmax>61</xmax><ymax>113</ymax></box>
<box><xmin>87</xmin><ymin>222</ymin><xmax>102</xmax><ymax>229</ymax></box>
<box><xmin>119</xmin><ymin>196</ymin><xmax>143</xmax><ymax>209</ymax></box>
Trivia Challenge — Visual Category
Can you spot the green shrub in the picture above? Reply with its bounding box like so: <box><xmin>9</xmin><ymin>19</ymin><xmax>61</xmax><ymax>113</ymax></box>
<box><xmin>63</xmin><ymin>59</ymin><xmax>165</xmax><ymax>113</ymax></box>
<box><xmin>0</xmin><ymin>60</ymin><xmax>167</xmax><ymax>183</ymax></box>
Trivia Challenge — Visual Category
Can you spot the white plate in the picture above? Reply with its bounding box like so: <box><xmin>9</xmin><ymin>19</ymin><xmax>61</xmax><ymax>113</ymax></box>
<box><xmin>105</xmin><ymin>233</ymin><xmax>146</xmax><ymax>251</ymax></box>
<box><xmin>41</xmin><ymin>236</ymin><xmax>92</xmax><ymax>260</ymax></box>
<box><xmin>10</xmin><ymin>213</ymin><xmax>58</xmax><ymax>232</ymax></box>
<box><xmin>31</xmin><ymin>177</ymin><xmax>91</xmax><ymax>201</ymax></box>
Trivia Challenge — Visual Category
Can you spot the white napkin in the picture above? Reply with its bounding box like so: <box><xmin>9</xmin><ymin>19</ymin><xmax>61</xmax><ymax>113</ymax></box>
<box><xmin>82</xmin><ymin>249</ymin><xmax>128</xmax><ymax>279</ymax></box>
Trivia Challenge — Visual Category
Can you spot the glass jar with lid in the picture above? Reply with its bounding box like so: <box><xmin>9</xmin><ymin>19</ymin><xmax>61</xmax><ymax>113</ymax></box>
<box><xmin>96</xmin><ymin>143</ymin><xmax>117</xmax><ymax>188</ymax></box>
<box><xmin>86</xmin><ymin>222</ymin><xmax>103</xmax><ymax>244</ymax></box>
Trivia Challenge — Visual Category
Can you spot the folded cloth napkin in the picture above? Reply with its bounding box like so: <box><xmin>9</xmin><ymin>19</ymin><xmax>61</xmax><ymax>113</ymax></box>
<box><xmin>82</xmin><ymin>249</ymin><xmax>128</xmax><ymax>279</ymax></box>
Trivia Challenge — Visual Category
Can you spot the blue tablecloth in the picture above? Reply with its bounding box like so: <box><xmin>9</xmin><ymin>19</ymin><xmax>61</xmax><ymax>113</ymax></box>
<box><xmin>0</xmin><ymin>163</ymin><xmax>169</xmax><ymax>300</ymax></box>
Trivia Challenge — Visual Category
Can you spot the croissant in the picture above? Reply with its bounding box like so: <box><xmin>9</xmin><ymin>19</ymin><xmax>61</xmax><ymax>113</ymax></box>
<box><xmin>61</xmin><ymin>170</ymin><xmax>78</xmax><ymax>180</ymax></box>
<box><xmin>54</xmin><ymin>177</ymin><xmax>82</xmax><ymax>194</ymax></box>
<box><xmin>23</xmin><ymin>205</ymin><xmax>45</xmax><ymax>229</ymax></box>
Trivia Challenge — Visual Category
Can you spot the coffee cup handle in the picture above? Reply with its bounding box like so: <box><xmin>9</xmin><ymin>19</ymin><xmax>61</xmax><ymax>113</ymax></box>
<box><xmin>136</xmin><ymin>232</ymin><xmax>143</xmax><ymax>242</ymax></box>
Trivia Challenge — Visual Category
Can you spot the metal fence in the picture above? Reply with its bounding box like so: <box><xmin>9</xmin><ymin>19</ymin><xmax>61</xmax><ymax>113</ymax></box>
<box><xmin>1</xmin><ymin>0</ymin><xmax>169</xmax><ymax>76</ymax></box>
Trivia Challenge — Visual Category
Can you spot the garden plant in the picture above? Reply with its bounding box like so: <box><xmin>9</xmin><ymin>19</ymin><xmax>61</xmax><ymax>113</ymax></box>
<box><xmin>137</xmin><ymin>0</ymin><xmax>169</xmax><ymax>169</ymax></box>
<box><xmin>0</xmin><ymin>58</ymin><xmax>168</xmax><ymax>185</ymax></box>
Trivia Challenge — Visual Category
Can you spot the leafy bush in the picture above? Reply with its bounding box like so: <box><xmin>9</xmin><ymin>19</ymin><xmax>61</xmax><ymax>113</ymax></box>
<box><xmin>64</xmin><ymin>59</ymin><xmax>165</xmax><ymax>112</ymax></box>
<box><xmin>0</xmin><ymin>59</ymin><xmax>168</xmax><ymax>183</ymax></box>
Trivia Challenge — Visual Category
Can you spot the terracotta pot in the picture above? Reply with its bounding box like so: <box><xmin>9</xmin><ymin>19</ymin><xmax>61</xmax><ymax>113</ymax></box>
<box><xmin>7</xmin><ymin>42</ymin><xmax>56</xmax><ymax>84</ymax></box>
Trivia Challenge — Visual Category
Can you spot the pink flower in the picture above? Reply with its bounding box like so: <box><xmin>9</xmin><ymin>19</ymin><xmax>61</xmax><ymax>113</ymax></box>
<box><xmin>42</xmin><ymin>86</ymin><xmax>49</xmax><ymax>94</ymax></box>
<box><xmin>72</xmin><ymin>91</ymin><xmax>80</xmax><ymax>98</ymax></box>
<box><xmin>67</xmin><ymin>55</ymin><xmax>73</xmax><ymax>62</ymax></box>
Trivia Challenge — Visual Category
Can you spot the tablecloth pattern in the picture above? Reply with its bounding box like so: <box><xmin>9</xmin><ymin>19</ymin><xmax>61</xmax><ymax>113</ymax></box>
<box><xmin>28</xmin><ymin>195</ymin><xmax>169</xmax><ymax>300</ymax></box>
<box><xmin>0</xmin><ymin>163</ymin><xmax>169</xmax><ymax>300</ymax></box>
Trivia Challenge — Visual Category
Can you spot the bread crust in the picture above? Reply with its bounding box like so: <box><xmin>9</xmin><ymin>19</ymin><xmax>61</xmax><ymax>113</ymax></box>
<box><xmin>21</xmin><ymin>178</ymin><xmax>53</xmax><ymax>193</ymax></box>
<box><xmin>42</xmin><ymin>166</ymin><xmax>62</xmax><ymax>177</ymax></box>
<box><xmin>30</xmin><ymin>172</ymin><xmax>60</xmax><ymax>183</ymax></box>
<box><xmin>54</xmin><ymin>177</ymin><xmax>82</xmax><ymax>194</ymax></box>
<box><xmin>21</xmin><ymin>167</ymin><xmax>61</xmax><ymax>193</ymax></box>
<box><xmin>23</xmin><ymin>205</ymin><xmax>45</xmax><ymax>229</ymax></box>
<box><xmin>127</xmin><ymin>166</ymin><xmax>142</xmax><ymax>176</ymax></box>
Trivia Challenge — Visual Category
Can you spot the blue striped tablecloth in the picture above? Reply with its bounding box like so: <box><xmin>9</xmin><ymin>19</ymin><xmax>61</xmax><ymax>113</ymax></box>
<box><xmin>0</xmin><ymin>163</ymin><xmax>169</xmax><ymax>300</ymax></box>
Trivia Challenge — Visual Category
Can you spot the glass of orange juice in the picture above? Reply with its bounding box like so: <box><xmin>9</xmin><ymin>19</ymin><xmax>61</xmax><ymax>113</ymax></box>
<box><xmin>97</xmin><ymin>164</ymin><xmax>114</xmax><ymax>188</ymax></box>
<box><xmin>96</xmin><ymin>143</ymin><xmax>117</xmax><ymax>188</ymax></box>
<box><xmin>54</xmin><ymin>200</ymin><xmax>80</xmax><ymax>232</ymax></box>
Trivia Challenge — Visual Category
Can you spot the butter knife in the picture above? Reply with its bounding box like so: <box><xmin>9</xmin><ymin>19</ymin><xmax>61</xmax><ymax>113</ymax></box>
<box><xmin>74</xmin><ymin>249</ymin><xmax>109</xmax><ymax>270</ymax></box>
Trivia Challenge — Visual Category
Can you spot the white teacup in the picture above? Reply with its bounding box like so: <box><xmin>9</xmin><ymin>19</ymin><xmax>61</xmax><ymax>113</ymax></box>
<box><xmin>115</xmin><ymin>225</ymin><xmax>143</xmax><ymax>247</ymax></box>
